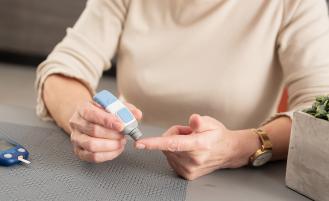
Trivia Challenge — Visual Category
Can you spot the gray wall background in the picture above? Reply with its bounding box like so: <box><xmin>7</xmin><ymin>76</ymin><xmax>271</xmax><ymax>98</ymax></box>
<box><xmin>0</xmin><ymin>0</ymin><xmax>328</xmax><ymax>58</ymax></box>
<box><xmin>0</xmin><ymin>0</ymin><xmax>86</xmax><ymax>56</ymax></box>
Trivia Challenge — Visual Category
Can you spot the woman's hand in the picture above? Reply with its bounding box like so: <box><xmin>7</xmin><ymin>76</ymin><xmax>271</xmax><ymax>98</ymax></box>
<box><xmin>69</xmin><ymin>101</ymin><xmax>142</xmax><ymax>163</ymax></box>
<box><xmin>135</xmin><ymin>114</ymin><xmax>259</xmax><ymax>180</ymax></box>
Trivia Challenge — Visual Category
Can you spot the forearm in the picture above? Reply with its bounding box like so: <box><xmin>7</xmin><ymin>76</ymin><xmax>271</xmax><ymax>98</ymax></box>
<box><xmin>43</xmin><ymin>74</ymin><xmax>92</xmax><ymax>134</ymax></box>
<box><xmin>260</xmin><ymin>116</ymin><xmax>291</xmax><ymax>160</ymax></box>
<box><xmin>234</xmin><ymin>116</ymin><xmax>292</xmax><ymax>166</ymax></box>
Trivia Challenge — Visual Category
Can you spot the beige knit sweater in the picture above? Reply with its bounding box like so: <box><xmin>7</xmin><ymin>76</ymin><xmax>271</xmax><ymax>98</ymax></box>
<box><xmin>36</xmin><ymin>0</ymin><xmax>329</xmax><ymax>129</ymax></box>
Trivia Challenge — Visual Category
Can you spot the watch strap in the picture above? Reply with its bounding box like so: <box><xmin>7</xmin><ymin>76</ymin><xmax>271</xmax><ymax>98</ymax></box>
<box><xmin>252</xmin><ymin>128</ymin><xmax>272</xmax><ymax>150</ymax></box>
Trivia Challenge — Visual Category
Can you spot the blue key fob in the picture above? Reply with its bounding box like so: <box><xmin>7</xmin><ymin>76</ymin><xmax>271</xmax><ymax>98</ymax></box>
<box><xmin>0</xmin><ymin>133</ymin><xmax>30</xmax><ymax>166</ymax></box>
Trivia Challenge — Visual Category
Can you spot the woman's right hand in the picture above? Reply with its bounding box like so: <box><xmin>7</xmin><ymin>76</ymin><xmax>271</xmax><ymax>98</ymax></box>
<box><xmin>69</xmin><ymin>101</ymin><xmax>142</xmax><ymax>163</ymax></box>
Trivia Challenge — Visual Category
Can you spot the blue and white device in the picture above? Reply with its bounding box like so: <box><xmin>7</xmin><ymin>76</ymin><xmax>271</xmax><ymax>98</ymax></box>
<box><xmin>93</xmin><ymin>90</ymin><xmax>143</xmax><ymax>140</ymax></box>
<box><xmin>0</xmin><ymin>132</ymin><xmax>30</xmax><ymax>166</ymax></box>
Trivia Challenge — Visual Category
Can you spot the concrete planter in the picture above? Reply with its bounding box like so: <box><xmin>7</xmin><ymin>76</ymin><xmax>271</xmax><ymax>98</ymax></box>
<box><xmin>286</xmin><ymin>111</ymin><xmax>329</xmax><ymax>201</ymax></box>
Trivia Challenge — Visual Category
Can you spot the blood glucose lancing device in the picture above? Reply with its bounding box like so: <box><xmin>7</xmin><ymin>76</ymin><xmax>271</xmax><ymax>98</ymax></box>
<box><xmin>0</xmin><ymin>131</ymin><xmax>30</xmax><ymax>166</ymax></box>
<box><xmin>93</xmin><ymin>90</ymin><xmax>143</xmax><ymax>140</ymax></box>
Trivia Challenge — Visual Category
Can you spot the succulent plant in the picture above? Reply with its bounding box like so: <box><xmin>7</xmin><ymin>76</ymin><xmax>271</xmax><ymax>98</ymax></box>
<box><xmin>303</xmin><ymin>95</ymin><xmax>329</xmax><ymax>121</ymax></box>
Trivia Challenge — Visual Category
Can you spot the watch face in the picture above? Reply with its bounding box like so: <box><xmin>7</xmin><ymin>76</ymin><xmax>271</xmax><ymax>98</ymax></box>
<box><xmin>253</xmin><ymin>151</ymin><xmax>272</xmax><ymax>167</ymax></box>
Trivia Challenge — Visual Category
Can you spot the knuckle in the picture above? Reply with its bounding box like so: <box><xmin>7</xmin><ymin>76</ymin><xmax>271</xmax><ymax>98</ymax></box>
<box><xmin>177</xmin><ymin>168</ymin><xmax>197</xmax><ymax>180</ymax></box>
<box><xmin>195</xmin><ymin>136</ymin><xmax>211</xmax><ymax>150</ymax></box>
<box><xmin>167</xmin><ymin>140</ymin><xmax>180</xmax><ymax>152</ymax></box>
<box><xmin>185</xmin><ymin>165</ymin><xmax>197</xmax><ymax>174</ymax></box>
<box><xmin>81</xmin><ymin>105</ymin><xmax>94</xmax><ymax>118</ymax></box>
<box><xmin>68</xmin><ymin>118</ymin><xmax>74</xmax><ymax>126</ymax></box>
<box><xmin>118</xmin><ymin>133</ymin><xmax>125</xmax><ymax>140</ymax></box>
<box><xmin>184</xmin><ymin>173</ymin><xmax>197</xmax><ymax>181</ymax></box>
<box><xmin>111</xmin><ymin>132</ymin><xmax>124</xmax><ymax>141</ymax></box>
<box><xmin>103</xmin><ymin>116</ymin><xmax>119</xmax><ymax>130</ymax></box>
<box><xmin>80</xmin><ymin>106</ymin><xmax>89</xmax><ymax>117</ymax></box>
<box><xmin>90</xmin><ymin>153</ymin><xmax>103</xmax><ymax>163</ymax></box>
<box><xmin>88</xmin><ymin>124</ymin><xmax>98</xmax><ymax>137</ymax></box>
<box><xmin>169</xmin><ymin>125</ymin><xmax>178</xmax><ymax>132</ymax></box>
<box><xmin>191</xmin><ymin>156</ymin><xmax>205</xmax><ymax>166</ymax></box>
<box><xmin>70</xmin><ymin>133</ymin><xmax>77</xmax><ymax>144</ymax></box>
<box><xmin>85</xmin><ymin>140</ymin><xmax>98</xmax><ymax>152</ymax></box>
<box><xmin>69</xmin><ymin>117</ymin><xmax>79</xmax><ymax>130</ymax></box>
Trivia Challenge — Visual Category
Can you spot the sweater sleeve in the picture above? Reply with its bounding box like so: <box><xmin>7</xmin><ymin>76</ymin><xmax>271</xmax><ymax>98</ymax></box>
<box><xmin>263</xmin><ymin>0</ymin><xmax>329</xmax><ymax>125</ymax></box>
<box><xmin>35</xmin><ymin>0</ymin><xmax>129</xmax><ymax>120</ymax></box>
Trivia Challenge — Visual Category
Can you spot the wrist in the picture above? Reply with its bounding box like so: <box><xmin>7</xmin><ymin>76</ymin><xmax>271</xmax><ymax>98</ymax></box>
<box><xmin>227</xmin><ymin>129</ymin><xmax>261</xmax><ymax>168</ymax></box>
<box><xmin>43</xmin><ymin>75</ymin><xmax>92</xmax><ymax>134</ymax></box>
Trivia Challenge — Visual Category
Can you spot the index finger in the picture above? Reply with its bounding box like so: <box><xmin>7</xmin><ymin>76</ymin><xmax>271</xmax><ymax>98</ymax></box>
<box><xmin>135</xmin><ymin>135</ymin><xmax>201</xmax><ymax>152</ymax></box>
<box><xmin>124</xmin><ymin>102</ymin><xmax>143</xmax><ymax>121</ymax></box>
<box><xmin>79</xmin><ymin>102</ymin><xmax>123</xmax><ymax>131</ymax></box>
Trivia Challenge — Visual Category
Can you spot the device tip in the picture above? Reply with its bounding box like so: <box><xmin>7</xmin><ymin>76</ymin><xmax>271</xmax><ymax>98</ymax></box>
<box><xmin>129</xmin><ymin>128</ymin><xmax>143</xmax><ymax>141</ymax></box>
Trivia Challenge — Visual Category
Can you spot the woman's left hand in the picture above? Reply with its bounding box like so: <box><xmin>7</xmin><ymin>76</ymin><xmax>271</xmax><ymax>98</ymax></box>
<box><xmin>135</xmin><ymin>114</ymin><xmax>260</xmax><ymax>180</ymax></box>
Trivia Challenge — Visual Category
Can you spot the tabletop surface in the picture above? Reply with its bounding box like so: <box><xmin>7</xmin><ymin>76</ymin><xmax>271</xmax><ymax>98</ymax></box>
<box><xmin>0</xmin><ymin>104</ymin><xmax>310</xmax><ymax>201</ymax></box>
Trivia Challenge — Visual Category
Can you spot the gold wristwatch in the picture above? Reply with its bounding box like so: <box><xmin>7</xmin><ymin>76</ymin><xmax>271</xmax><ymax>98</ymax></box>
<box><xmin>249</xmin><ymin>128</ymin><xmax>273</xmax><ymax>167</ymax></box>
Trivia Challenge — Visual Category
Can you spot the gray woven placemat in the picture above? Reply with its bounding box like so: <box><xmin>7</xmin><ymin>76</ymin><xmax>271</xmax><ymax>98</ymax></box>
<box><xmin>0</xmin><ymin>122</ymin><xmax>187</xmax><ymax>201</ymax></box>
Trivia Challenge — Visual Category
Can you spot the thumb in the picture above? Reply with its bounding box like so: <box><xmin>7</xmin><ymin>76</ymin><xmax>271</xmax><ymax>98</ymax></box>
<box><xmin>189</xmin><ymin>114</ymin><xmax>220</xmax><ymax>132</ymax></box>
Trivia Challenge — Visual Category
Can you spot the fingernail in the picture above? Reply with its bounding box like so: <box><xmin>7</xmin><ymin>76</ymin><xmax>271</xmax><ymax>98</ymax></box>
<box><xmin>136</xmin><ymin>143</ymin><xmax>145</xmax><ymax>149</ymax></box>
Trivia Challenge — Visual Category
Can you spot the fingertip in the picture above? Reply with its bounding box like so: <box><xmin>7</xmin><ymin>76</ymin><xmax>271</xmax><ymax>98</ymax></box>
<box><xmin>189</xmin><ymin>113</ymin><xmax>200</xmax><ymax>122</ymax></box>
<box><xmin>135</xmin><ymin>143</ymin><xmax>146</xmax><ymax>150</ymax></box>
<box><xmin>125</xmin><ymin>102</ymin><xmax>143</xmax><ymax>120</ymax></box>
<box><xmin>136</xmin><ymin>109</ymin><xmax>143</xmax><ymax>121</ymax></box>
<box><xmin>189</xmin><ymin>114</ymin><xmax>201</xmax><ymax>130</ymax></box>
<box><xmin>131</xmin><ymin>107</ymin><xmax>143</xmax><ymax>121</ymax></box>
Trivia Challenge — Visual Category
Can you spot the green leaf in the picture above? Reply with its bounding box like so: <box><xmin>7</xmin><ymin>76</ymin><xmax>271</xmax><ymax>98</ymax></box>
<box><xmin>303</xmin><ymin>95</ymin><xmax>329</xmax><ymax>121</ymax></box>
<box><xmin>303</xmin><ymin>107</ymin><xmax>316</xmax><ymax>114</ymax></box>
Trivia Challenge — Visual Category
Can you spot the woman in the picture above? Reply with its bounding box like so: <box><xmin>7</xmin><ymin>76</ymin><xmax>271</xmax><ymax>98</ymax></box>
<box><xmin>36</xmin><ymin>0</ymin><xmax>329</xmax><ymax>180</ymax></box>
